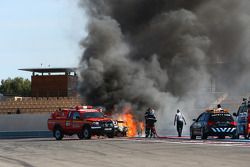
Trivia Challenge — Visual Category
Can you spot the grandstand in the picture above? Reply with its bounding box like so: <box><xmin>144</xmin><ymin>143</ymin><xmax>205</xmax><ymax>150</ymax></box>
<box><xmin>0</xmin><ymin>97</ymin><xmax>82</xmax><ymax>114</ymax></box>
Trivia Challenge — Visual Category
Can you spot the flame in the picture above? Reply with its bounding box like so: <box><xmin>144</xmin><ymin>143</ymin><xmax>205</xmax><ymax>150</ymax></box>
<box><xmin>117</xmin><ymin>115</ymin><xmax>123</xmax><ymax>122</ymax></box>
<box><xmin>137</xmin><ymin>121</ymin><xmax>144</xmax><ymax>137</ymax></box>
<box><xmin>121</xmin><ymin>105</ymin><xmax>137</xmax><ymax>137</ymax></box>
<box><xmin>139</xmin><ymin>122</ymin><xmax>144</xmax><ymax>132</ymax></box>
<box><xmin>112</xmin><ymin>105</ymin><xmax>145</xmax><ymax>137</ymax></box>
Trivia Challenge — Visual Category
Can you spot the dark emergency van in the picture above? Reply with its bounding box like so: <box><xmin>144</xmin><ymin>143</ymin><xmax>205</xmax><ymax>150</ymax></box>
<box><xmin>233</xmin><ymin>98</ymin><xmax>250</xmax><ymax>139</ymax></box>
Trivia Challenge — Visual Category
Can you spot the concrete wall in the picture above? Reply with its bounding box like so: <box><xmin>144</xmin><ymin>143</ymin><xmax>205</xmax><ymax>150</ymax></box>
<box><xmin>0</xmin><ymin>113</ymin><xmax>50</xmax><ymax>131</ymax></box>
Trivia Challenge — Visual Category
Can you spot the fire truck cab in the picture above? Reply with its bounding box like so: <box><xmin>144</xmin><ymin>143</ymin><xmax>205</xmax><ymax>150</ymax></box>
<box><xmin>233</xmin><ymin>98</ymin><xmax>250</xmax><ymax>139</ymax></box>
<box><xmin>48</xmin><ymin>106</ymin><xmax>115</xmax><ymax>140</ymax></box>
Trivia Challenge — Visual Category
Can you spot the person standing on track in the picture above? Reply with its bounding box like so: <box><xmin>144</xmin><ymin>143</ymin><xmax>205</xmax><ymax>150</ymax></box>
<box><xmin>145</xmin><ymin>108</ymin><xmax>157</xmax><ymax>138</ymax></box>
<box><xmin>174</xmin><ymin>109</ymin><xmax>186</xmax><ymax>137</ymax></box>
<box><xmin>216</xmin><ymin>104</ymin><xmax>223</xmax><ymax>111</ymax></box>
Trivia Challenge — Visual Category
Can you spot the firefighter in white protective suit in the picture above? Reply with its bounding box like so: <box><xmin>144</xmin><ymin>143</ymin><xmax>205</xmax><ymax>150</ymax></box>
<box><xmin>174</xmin><ymin>109</ymin><xmax>186</xmax><ymax>137</ymax></box>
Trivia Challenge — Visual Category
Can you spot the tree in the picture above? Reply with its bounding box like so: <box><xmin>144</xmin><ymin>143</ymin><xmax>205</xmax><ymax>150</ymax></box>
<box><xmin>0</xmin><ymin>77</ymin><xmax>31</xmax><ymax>96</ymax></box>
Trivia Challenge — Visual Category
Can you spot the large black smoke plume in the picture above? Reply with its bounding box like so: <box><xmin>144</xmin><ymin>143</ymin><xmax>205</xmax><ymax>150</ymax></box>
<box><xmin>78</xmin><ymin>0</ymin><xmax>250</xmax><ymax>133</ymax></box>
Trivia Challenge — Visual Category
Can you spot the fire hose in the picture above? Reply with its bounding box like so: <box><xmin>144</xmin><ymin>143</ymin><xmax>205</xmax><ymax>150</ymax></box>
<box><xmin>153</xmin><ymin>127</ymin><xmax>169</xmax><ymax>139</ymax></box>
<box><xmin>141</xmin><ymin>125</ymin><xmax>169</xmax><ymax>139</ymax></box>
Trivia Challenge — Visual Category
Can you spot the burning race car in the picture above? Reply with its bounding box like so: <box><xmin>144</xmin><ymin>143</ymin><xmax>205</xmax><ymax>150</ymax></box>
<box><xmin>113</xmin><ymin>120</ymin><xmax>128</xmax><ymax>137</ymax></box>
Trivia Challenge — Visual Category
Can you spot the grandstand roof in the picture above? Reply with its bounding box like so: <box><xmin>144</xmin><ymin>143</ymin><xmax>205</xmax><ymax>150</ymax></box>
<box><xmin>19</xmin><ymin>68</ymin><xmax>77</xmax><ymax>73</ymax></box>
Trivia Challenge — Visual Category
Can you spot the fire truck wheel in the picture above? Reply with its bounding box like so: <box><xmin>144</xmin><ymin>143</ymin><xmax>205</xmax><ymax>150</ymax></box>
<box><xmin>53</xmin><ymin>127</ymin><xmax>64</xmax><ymax>140</ymax></box>
<box><xmin>107</xmin><ymin>132</ymin><xmax>114</xmax><ymax>138</ymax></box>
<box><xmin>83</xmin><ymin>127</ymin><xmax>91</xmax><ymax>139</ymax></box>
<box><xmin>77</xmin><ymin>131</ymin><xmax>84</xmax><ymax>140</ymax></box>
<box><xmin>244</xmin><ymin>133</ymin><xmax>249</xmax><ymax>139</ymax></box>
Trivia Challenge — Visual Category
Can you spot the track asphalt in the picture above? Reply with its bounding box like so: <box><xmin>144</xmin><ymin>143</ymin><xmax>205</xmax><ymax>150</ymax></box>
<box><xmin>0</xmin><ymin>136</ymin><xmax>249</xmax><ymax>167</ymax></box>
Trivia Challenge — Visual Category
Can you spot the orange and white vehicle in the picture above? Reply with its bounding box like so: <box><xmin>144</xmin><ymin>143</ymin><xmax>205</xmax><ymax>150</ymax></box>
<box><xmin>47</xmin><ymin>106</ymin><xmax>115</xmax><ymax>140</ymax></box>
<box><xmin>113</xmin><ymin>120</ymin><xmax>128</xmax><ymax>137</ymax></box>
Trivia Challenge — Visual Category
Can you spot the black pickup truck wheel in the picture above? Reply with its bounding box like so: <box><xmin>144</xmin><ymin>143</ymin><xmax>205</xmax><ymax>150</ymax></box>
<box><xmin>232</xmin><ymin>133</ymin><xmax>239</xmax><ymax>139</ymax></box>
<box><xmin>218</xmin><ymin>135</ymin><xmax>225</xmax><ymax>139</ymax></box>
<box><xmin>53</xmin><ymin>127</ymin><xmax>64</xmax><ymax>140</ymax></box>
<box><xmin>190</xmin><ymin>130</ymin><xmax>196</xmax><ymax>140</ymax></box>
<box><xmin>201</xmin><ymin>128</ymin><xmax>208</xmax><ymax>140</ymax></box>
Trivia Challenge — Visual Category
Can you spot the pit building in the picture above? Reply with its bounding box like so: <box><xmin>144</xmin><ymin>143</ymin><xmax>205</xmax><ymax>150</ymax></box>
<box><xmin>19</xmin><ymin>68</ymin><xmax>78</xmax><ymax>97</ymax></box>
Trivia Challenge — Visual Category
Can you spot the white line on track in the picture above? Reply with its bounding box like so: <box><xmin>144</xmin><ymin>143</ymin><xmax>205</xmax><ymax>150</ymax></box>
<box><xmin>103</xmin><ymin>137</ymin><xmax>250</xmax><ymax>148</ymax></box>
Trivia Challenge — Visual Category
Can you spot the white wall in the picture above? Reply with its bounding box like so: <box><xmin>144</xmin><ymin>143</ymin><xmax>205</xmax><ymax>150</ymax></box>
<box><xmin>0</xmin><ymin>113</ymin><xmax>50</xmax><ymax>131</ymax></box>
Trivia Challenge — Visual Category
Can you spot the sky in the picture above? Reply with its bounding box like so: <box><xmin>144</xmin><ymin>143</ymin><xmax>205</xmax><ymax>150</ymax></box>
<box><xmin>0</xmin><ymin>0</ymin><xmax>87</xmax><ymax>81</ymax></box>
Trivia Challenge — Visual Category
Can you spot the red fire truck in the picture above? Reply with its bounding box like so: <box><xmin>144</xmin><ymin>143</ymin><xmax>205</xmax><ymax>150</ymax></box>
<box><xmin>48</xmin><ymin>106</ymin><xmax>115</xmax><ymax>140</ymax></box>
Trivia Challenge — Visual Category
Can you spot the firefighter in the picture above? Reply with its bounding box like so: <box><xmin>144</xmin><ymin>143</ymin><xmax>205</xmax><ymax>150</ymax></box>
<box><xmin>145</xmin><ymin>108</ymin><xmax>157</xmax><ymax>138</ymax></box>
<box><xmin>174</xmin><ymin>109</ymin><xmax>186</xmax><ymax>137</ymax></box>
<box><xmin>216</xmin><ymin>104</ymin><xmax>223</xmax><ymax>111</ymax></box>
<box><xmin>16</xmin><ymin>108</ymin><xmax>21</xmax><ymax>114</ymax></box>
